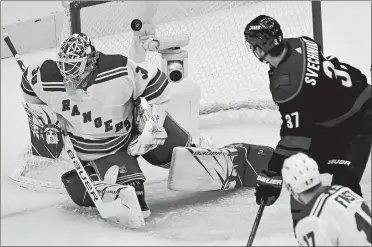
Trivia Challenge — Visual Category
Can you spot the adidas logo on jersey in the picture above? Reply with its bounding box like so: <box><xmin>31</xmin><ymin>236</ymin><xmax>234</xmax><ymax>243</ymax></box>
<box><xmin>257</xmin><ymin>175</ymin><xmax>282</xmax><ymax>185</ymax></box>
<box><xmin>327</xmin><ymin>159</ymin><xmax>351</xmax><ymax>166</ymax></box>
<box><xmin>295</xmin><ymin>47</ymin><xmax>302</xmax><ymax>54</ymax></box>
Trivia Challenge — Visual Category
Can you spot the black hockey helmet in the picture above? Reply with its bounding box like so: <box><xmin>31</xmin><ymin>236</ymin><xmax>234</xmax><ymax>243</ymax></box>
<box><xmin>244</xmin><ymin>15</ymin><xmax>283</xmax><ymax>62</ymax></box>
<box><xmin>57</xmin><ymin>33</ymin><xmax>99</xmax><ymax>89</ymax></box>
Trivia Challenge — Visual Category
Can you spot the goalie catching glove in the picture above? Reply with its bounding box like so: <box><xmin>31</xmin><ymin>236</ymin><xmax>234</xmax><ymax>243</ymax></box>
<box><xmin>128</xmin><ymin>97</ymin><xmax>167</xmax><ymax>156</ymax></box>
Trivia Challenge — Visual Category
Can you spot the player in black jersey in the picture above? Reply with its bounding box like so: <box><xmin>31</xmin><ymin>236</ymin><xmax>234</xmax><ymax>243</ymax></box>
<box><xmin>243</xmin><ymin>15</ymin><xmax>372</xmax><ymax>228</ymax></box>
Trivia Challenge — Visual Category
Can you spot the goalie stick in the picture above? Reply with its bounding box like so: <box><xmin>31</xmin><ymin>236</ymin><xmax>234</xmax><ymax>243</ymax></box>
<box><xmin>3</xmin><ymin>33</ymin><xmax>27</xmax><ymax>71</ymax></box>
<box><xmin>3</xmin><ymin>33</ymin><xmax>138</xmax><ymax>223</ymax></box>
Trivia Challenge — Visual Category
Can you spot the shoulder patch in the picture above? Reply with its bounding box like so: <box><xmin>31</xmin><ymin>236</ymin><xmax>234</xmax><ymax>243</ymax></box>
<box><xmin>94</xmin><ymin>53</ymin><xmax>129</xmax><ymax>85</ymax></box>
<box><xmin>39</xmin><ymin>60</ymin><xmax>65</xmax><ymax>92</ymax></box>
<box><xmin>269</xmin><ymin>39</ymin><xmax>306</xmax><ymax>104</ymax></box>
<box><xmin>40</xmin><ymin>60</ymin><xmax>63</xmax><ymax>83</ymax></box>
<box><xmin>270</xmin><ymin>74</ymin><xmax>294</xmax><ymax>102</ymax></box>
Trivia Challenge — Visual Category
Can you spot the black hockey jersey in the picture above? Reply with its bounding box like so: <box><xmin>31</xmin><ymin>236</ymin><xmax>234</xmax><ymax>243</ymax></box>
<box><xmin>266</xmin><ymin>36</ymin><xmax>371</xmax><ymax>172</ymax></box>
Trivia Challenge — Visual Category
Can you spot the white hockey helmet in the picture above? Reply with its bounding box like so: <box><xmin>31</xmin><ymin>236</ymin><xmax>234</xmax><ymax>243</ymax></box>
<box><xmin>282</xmin><ymin>153</ymin><xmax>321</xmax><ymax>202</ymax></box>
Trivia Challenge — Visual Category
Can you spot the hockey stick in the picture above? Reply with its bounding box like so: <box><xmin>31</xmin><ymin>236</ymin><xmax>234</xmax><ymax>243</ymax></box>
<box><xmin>3</xmin><ymin>33</ymin><xmax>27</xmax><ymax>72</ymax></box>
<box><xmin>3</xmin><ymin>33</ymin><xmax>123</xmax><ymax>219</ymax></box>
<box><xmin>246</xmin><ymin>198</ymin><xmax>266</xmax><ymax>247</ymax></box>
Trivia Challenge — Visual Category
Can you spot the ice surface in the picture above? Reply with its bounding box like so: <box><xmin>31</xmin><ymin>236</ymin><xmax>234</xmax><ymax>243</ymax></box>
<box><xmin>1</xmin><ymin>47</ymin><xmax>371</xmax><ymax>246</ymax></box>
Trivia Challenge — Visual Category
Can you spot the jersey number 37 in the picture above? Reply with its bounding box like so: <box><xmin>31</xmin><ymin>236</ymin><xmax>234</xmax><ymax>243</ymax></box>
<box><xmin>285</xmin><ymin>111</ymin><xmax>299</xmax><ymax>128</ymax></box>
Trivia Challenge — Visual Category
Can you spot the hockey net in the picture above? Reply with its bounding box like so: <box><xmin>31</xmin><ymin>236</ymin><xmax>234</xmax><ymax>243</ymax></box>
<box><xmin>59</xmin><ymin>1</ymin><xmax>320</xmax><ymax>126</ymax></box>
<box><xmin>11</xmin><ymin>1</ymin><xmax>321</xmax><ymax>192</ymax></box>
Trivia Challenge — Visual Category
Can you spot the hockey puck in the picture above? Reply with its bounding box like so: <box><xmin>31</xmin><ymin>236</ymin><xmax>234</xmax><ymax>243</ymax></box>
<box><xmin>131</xmin><ymin>19</ymin><xmax>142</xmax><ymax>31</ymax></box>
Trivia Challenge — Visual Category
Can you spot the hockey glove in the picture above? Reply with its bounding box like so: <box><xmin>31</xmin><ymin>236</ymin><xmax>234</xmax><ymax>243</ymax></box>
<box><xmin>254</xmin><ymin>169</ymin><xmax>283</xmax><ymax>206</ymax></box>
<box><xmin>128</xmin><ymin>97</ymin><xmax>167</xmax><ymax>156</ymax></box>
<box><xmin>133</xmin><ymin>97</ymin><xmax>166</xmax><ymax>133</ymax></box>
<box><xmin>128</xmin><ymin>120</ymin><xmax>167</xmax><ymax>156</ymax></box>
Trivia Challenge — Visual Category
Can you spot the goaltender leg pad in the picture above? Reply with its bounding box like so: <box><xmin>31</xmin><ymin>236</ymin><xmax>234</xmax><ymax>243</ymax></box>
<box><xmin>167</xmin><ymin>144</ymin><xmax>273</xmax><ymax>192</ymax></box>
<box><xmin>142</xmin><ymin>114</ymin><xmax>190</xmax><ymax>168</ymax></box>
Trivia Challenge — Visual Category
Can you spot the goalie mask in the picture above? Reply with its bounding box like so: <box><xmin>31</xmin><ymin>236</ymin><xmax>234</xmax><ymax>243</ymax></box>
<box><xmin>244</xmin><ymin>15</ymin><xmax>283</xmax><ymax>63</ymax></box>
<box><xmin>57</xmin><ymin>33</ymin><xmax>99</xmax><ymax>90</ymax></box>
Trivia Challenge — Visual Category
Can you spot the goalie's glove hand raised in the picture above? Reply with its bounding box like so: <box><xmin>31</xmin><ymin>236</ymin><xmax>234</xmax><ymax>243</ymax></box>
<box><xmin>254</xmin><ymin>169</ymin><xmax>283</xmax><ymax>206</ymax></box>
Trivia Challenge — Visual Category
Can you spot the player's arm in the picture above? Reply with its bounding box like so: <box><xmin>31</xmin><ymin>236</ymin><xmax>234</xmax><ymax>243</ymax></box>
<box><xmin>268</xmin><ymin>105</ymin><xmax>314</xmax><ymax>173</ymax></box>
<box><xmin>295</xmin><ymin>216</ymin><xmax>336</xmax><ymax>246</ymax></box>
<box><xmin>253</xmin><ymin>105</ymin><xmax>314</xmax><ymax>205</ymax></box>
<box><xmin>127</xmin><ymin>58</ymin><xmax>171</xmax><ymax>106</ymax></box>
<box><xmin>266</xmin><ymin>66</ymin><xmax>315</xmax><ymax>173</ymax></box>
<box><xmin>20</xmin><ymin>64</ymin><xmax>45</xmax><ymax>104</ymax></box>
<box><xmin>20</xmin><ymin>63</ymin><xmax>71</xmax><ymax>133</ymax></box>
<box><xmin>126</xmin><ymin>58</ymin><xmax>171</xmax><ymax>156</ymax></box>
<box><xmin>254</xmin><ymin>70</ymin><xmax>315</xmax><ymax>206</ymax></box>
<box><xmin>126</xmin><ymin>57</ymin><xmax>171</xmax><ymax>127</ymax></box>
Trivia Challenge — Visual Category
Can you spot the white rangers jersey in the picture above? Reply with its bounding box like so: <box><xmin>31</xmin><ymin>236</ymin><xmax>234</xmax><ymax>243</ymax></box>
<box><xmin>21</xmin><ymin>52</ymin><xmax>171</xmax><ymax>161</ymax></box>
<box><xmin>295</xmin><ymin>185</ymin><xmax>371</xmax><ymax>246</ymax></box>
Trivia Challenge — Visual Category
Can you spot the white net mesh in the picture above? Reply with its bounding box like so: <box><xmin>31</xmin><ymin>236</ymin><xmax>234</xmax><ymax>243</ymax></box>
<box><xmin>11</xmin><ymin>146</ymin><xmax>72</xmax><ymax>192</ymax></box>
<box><xmin>15</xmin><ymin>1</ymin><xmax>316</xmax><ymax>192</ymax></box>
<box><xmin>60</xmin><ymin>1</ymin><xmax>314</xmax><ymax>117</ymax></box>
